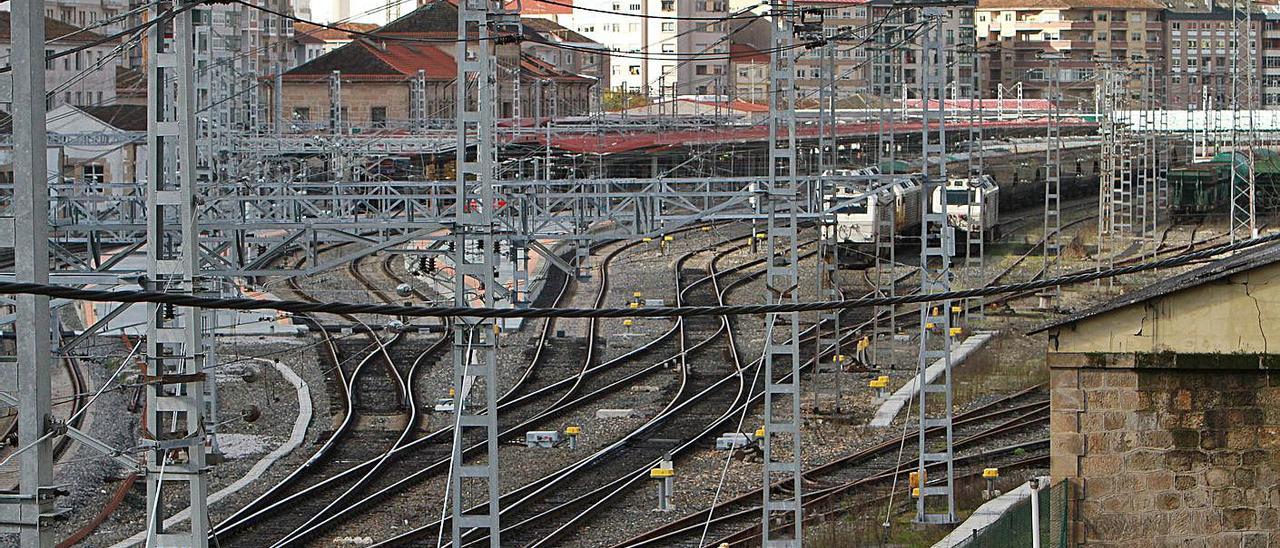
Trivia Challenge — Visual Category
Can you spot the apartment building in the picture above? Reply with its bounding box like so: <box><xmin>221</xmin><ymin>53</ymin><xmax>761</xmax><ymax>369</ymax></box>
<box><xmin>523</xmin><ymin>0</ymin><xmax>731</xmax><ymax>96</ymax></box>
<box><xmin>0</xmin><ymin>13</ymin><xmax>119</xmax><ymax>111</ymax></box>
<box><xmin>870</xmin><ymin>0</ymin><xmax>978</xmax><ymax>100</ymax></box>
<box><xmin>976</xmin><ymin>0</ymin><xmax>1165</xmax><ymax>107</ymax></box>
<box><xmin>522</xmin><ymin>18</ymin><xmax>612</xmax><ymax>90</ymax></box>
<box><xmin>1265</xmin><ymin>6</ymin><xmax>1280</xmax><ymax>108</ymax></box>
<box><xmin>795</xmin><ymin>0</ymin><xmax>873</xmax><ymax>104</ymax></box>
<box><xmin>1165</xmin><ymin>6</ymin><xmax>1262</xmax><ymax>110</ymax></box>
<box><xmin>729</xmin><ymin>43</ymin><xmax>769</xmax><ymax>102</ymax></box>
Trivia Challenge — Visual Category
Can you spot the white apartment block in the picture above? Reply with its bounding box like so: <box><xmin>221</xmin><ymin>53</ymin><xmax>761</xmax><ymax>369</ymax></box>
<box><xmin>524</xmin><ymin>0</ymin><xmax>731</xmax><ymax>96</ymax></box>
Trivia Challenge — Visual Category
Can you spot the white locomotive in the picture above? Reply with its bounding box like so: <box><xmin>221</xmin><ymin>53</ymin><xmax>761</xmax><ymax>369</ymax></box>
<box><xmin>932</xmin><ymin>175</ymin><xmax>1000</xmax><ymax>241</ymax></box>
<box><xmin>828</xmin><ymin>174</ymin><xmax>923</xmax><ymax>267</ymax></box>
<box><xmin>828</xmin><ymin>170</ymin><xmax>1000</xmax><ymax>268</ymax></box>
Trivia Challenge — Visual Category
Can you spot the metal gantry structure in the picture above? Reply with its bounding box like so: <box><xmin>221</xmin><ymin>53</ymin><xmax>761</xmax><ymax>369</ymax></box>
<box><xmin>1041</xmin><ymin>53</ymin><xmax>1065</xmax><ymax>303</ymax></box>
<box><xmin>143</xmin><ymin>2</ymin><xmax>213</xmax><ymax>545</ymax></box>
<box><xmin>964</xmin><ymin>48</ymin><xmax>986</xmax><ymax>321</ymax></box>
<box><xmin>449</xmin><ymin>1</ymin><xmax>509</xmax><ymax>544</ymax></box>
<box><xmin>815</xmin><ymin>37</ymin><xmax>844</xmax><ymax>413</ymax></box>
<box><xmin>0</xmin><ymin>0</ymin><xmax>1163</xmax><ymax>545</ymax></box>
<box><xmin>0</xmin><ymin>0</ymin><xmax>54</xmax><ymax>545</ymax></box>
<box><xmin>1230</xmin><ymin>0</ymin><xmax>1259</xmax><ymax>243</ymax></box>
<box><xmin>761</xmin><ymin>3</ymin><xmax>805</xmax><ymax>545</ymax></box>
<box><xmin>915</xmin><ymin>5</ymin><xmax>957</xmax><ymax>525</ymax></box>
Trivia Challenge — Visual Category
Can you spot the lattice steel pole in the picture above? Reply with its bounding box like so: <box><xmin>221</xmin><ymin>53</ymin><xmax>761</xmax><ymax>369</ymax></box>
<box><xmin>0</xmin><ymin>0</ymin><xmax>55</xmax><ymax>543</ymax></box>
<box><xmin>1040</xmin><ymin>53</ymin><xmax>1064</xmax><ymax>304</ymax></box>
<box><xmin>815</xmin><ymin>37</ymin><xmax>842</xmax><ymax>413</ymax></box>
<box><xmin>450</xmin><ymin>1</ymin><xmax>504</xmax><ymax>545</ymax></box>
<box><xmin>144</xmin><ymin>2</ymin><xmax>212</xmax><ymax>545</ymax></box>
<box><xmin>915</xmin><ymin>6</ymin><xmax>956</xmax><ymax>525</ymax></box>
<box><xmin>964</xmin><ymin>48</ymin><xmax>985</xmax><ymax>321</ymax></box>
<box><xmin>1231</xmin><ymin>0</ymin><xmax>1258</xmax><ymax>243</ymax></box>
<box><xmin>762</xmin><ymin>2</ymin><xmax>804</xmax><ymax>545</ymax></box>
<box><xmin>871</xmin><ymin>20</ymin><xmax>901</xmax><ymax>372</ymax></box>
<box><xmin>411</xmin><ymin>69</ymin><xmax>427</xmax><ymax>131</ymax></box>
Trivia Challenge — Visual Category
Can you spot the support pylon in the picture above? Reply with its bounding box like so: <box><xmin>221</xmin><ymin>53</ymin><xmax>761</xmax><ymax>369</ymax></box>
<box><xmin>0</xmin><ymin>0</ymin><xmax>56</xmax><ymax>544</ymax></box>
<box><xmin>915</xmin><ymin>6</ymin><xmax>956</xmax><ymax>525</ymax></box>
<box><xmin>762</xmin><ymin>2</ymin><xmax>804</xmax><ymax>545</ymax></box>
<box><xmin>449</xmin><ymin>2</ymin><xmax>514</xmax><ymax>546</ymax></box>
<box><xmin>143</xmin><ymin>2</ymin><xmax>212</xmax><ymax>545</ymax></box>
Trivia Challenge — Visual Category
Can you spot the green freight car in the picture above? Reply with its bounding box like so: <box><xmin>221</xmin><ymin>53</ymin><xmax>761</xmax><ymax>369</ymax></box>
<box><xmin>1169</xmin><ymin>161</ymin><xmax>1229</xmax><ymax>216</ymax></box>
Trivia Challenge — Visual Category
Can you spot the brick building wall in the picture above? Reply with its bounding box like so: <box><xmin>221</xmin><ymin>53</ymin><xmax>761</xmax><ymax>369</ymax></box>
<box><xmin>1050</xmin><ymin>355</ymin><xmax>1280</xmax><ymax>547</ymax></box>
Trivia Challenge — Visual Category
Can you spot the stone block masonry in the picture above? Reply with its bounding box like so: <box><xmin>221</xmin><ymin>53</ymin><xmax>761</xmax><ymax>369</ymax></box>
<box><xmin>1050</xmin><ymin>358</ymin><xmax>1280</xmax><ymax>547</ymax></box>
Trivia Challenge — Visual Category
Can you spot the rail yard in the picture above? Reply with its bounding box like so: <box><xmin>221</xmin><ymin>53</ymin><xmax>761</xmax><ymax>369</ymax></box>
<box><xmin>5</xmin><ymin>0</ymin><xmax>1280</xmax><ymax>547</ymax></box>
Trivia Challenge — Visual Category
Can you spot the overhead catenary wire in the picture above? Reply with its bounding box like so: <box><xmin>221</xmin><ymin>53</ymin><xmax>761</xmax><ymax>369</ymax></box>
<box><xmin>521</xmin><ymin>0</ymin><xmax>769</xmax><ymax>21</ymax></box>
<box><xmin>0</xmin><ymin>232</ymin><xmax>1272</xmax><ymax>320</ymax></box>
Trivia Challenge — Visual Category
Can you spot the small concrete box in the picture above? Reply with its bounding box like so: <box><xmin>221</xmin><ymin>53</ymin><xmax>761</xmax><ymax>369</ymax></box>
<box><xmin>525</xmin><ymin>430</ymin><xmax>560</xmax><ymax>448</ymax></box>
<box><xmin>715</xmin><ymin>433</ymin><xmax>753</xmax><ymax>451</ymax></box>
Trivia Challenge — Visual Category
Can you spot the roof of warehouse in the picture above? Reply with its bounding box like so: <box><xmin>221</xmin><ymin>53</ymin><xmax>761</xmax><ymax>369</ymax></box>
<box><xmin>1029</xmin><ymin>241</ymin><xmax>1280</xmax><ymax>335</ymax></box>
<box><xmin>518</xmin><ymin>0</ymin><xmax>573</xmax><ymax>15</ymax></box>
<box><xmin>293</xmin><ymin>22</ymin><xmax>380</xmax><ymax>43</ymax></box>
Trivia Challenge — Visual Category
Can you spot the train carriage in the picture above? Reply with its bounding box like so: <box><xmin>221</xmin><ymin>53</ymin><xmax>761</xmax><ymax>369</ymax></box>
<box><xmin>829</xmin><ymin>175</ymin><xmax>923</xmax><ymax>268</ymax></box>
<box><xmin>933</xmin><ymin>175</ymin><xmax>1000</xmax><ymax>241</ymax></box>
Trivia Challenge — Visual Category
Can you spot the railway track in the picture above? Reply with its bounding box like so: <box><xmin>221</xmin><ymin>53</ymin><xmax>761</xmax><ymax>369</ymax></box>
<box><xmin>1</xmin><ymin>348</ymin><xmax>90</xmax><ymax>491</ymax></box>
<box><xmin>613</xmin><ymin>386</ymin><xmax>1048</xmax><ymax>547</ymax></box>
<box><xmin>229</xmin><ymin>231</ymin><xmax>740</xmax><ymax>545</ymax></box>
<box><xmin>213</xmin><ymin>252</ymin><xmax>437</xmax><ymax>546</ymax></box>
<box><xmin>375</xmin><ymin>238</ymin><xmax>856</xmax><ymax>548</ymax></box>
<box><xmin>361</xmin><ymin>236</ymin><xmax>764</xmax><ymax>546</ymax></box>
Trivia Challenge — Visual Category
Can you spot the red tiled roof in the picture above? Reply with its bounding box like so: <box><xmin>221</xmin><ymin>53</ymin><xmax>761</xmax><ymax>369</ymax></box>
<box><xmin>367</xmin><ymin>42</ymin><xmax>457</xmax><ymax>78</ymax></box>
<box><xmin>286</xmin><ymin>1</ymin><xmax>590</xmax><ymax>83</ymax></box>
<box><xmin>729</xmin><ymin>43</ymin><xmax>770</xmax><ymax>64</ymax></box>
<box><xmin>0</xmin><ymin>12</ymin><xmax>108</xmax><ymax>43</ymax></box>
<box><xmin>293</xmin><ymin>21</ymin><xmax>380</xmax><ymax>42</ymax></box>
<box><xmin>518</xmin><ymin>0</ymin><xmax>573</xmax><ymax>15</ymax></box>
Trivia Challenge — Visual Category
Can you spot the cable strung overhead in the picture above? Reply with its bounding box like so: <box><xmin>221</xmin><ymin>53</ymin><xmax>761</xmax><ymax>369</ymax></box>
<box><xmin>0</xmin><ymin>232</ymin><xmax>1273</xmax><ymax>319</ymax></box>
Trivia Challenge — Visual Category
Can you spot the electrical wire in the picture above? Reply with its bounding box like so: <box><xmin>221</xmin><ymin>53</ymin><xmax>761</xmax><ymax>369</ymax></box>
<box><xmin>526</xmin><ymin>0</ymin><xmax>768</xmax><ymax>22</ymax></box>
<box><xmin>0</xmin><ymin>0</ymin><xmax>207</xmax><ymax>75</ymax></box>
<box><xmin>0</xmin><ymin>231</ymin><xmax>1273</xmax><ymax>319</ymax></box>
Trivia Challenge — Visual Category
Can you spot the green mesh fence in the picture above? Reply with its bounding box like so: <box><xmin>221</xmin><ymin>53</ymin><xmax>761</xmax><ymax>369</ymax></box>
<box><xmin>953</xmin><ymin>480</ymin><xmax>1071</xmax><ymax>548</ymax></box>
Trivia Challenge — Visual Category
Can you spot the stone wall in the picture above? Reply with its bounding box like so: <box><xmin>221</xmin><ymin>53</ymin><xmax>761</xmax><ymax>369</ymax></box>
<box><xmin>1050</xmin><ymin>356</ymin><xmax>1280</xmax><ymax>547</ymax></box>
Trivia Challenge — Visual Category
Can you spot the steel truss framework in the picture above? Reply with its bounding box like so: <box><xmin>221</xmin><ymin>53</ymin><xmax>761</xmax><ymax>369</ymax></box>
<box><xmin>0</xmin><ymin>0</ymin><xmax>55</xmax><ymax>545</ymax></box>
<box><xmin>761</xmin><ymin>3</ymin><xmax>804</xmax><ymax>545</ymax></box>
<box><xmin>915</xmin><ymin>6</ymin><xmax>957</xmax><ymax>525</ymax></box>
<box><xmin>143</xmin><ymin>3</ymin><xmax>213</xmax><ymax>545</ymax></box>
<box><xmin>449</xmin><ymin>1</ymin><xmax>510</xmax><ymax>545</ymax></box>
